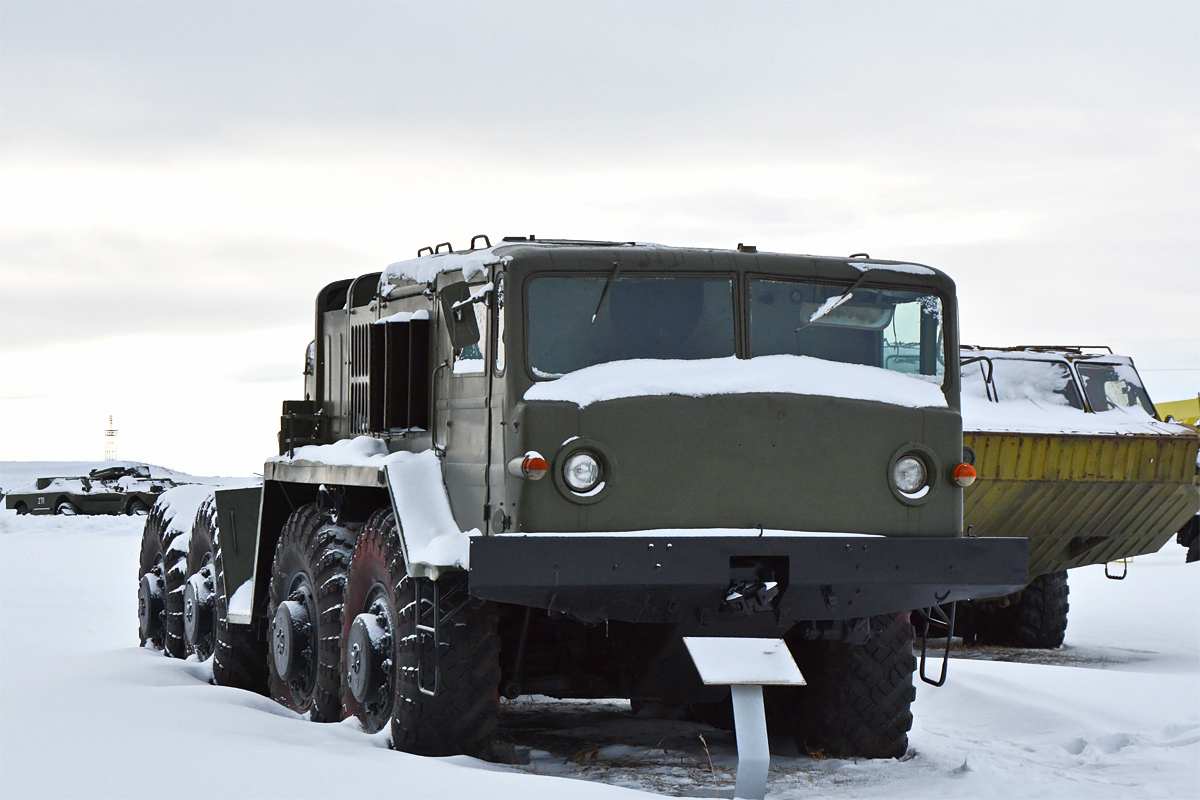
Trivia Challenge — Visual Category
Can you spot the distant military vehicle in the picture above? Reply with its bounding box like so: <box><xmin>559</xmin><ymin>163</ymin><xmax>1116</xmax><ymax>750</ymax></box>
<box><xmin>957</xmin><ymin>346</ymin><xmax>1200</xmax><ymax>647</ymax></box>
<box><xmin>6</xmin><ymin>464</ymin><xmax>174</xmax><ymax>516</ymax></box>
<box><xmin>138</xmin><ymin>237</ymin><xmax>1027</xmax><ymax>760</ymax></box>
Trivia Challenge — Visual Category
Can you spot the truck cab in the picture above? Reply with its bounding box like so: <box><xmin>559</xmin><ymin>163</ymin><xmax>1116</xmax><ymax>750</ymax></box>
<box><xmin>195</xmin><ymin>238</ymin><xmax>1028</xmax><ymax>761</ymax></box>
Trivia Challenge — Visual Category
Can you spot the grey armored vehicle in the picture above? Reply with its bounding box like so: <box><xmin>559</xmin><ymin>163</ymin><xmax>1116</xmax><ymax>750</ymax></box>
<box><xmin>137</xmin><ymin>237</ymin><xmax>1027</xmax><ymax>760</ymax></box>
<box><xmin>7</xmin><ymin>464</ymin><xmax>172</xmax><ymax>516</ymax></box>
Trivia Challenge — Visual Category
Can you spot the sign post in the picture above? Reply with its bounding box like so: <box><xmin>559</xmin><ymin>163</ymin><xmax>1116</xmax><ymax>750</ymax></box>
<box><xmin>682</xmin><ymin>637</ymin><xmax>806</xmax><ymax>800</ymax></box>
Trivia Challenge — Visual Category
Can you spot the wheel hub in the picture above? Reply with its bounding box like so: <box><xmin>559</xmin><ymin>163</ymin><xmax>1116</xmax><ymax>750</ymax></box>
<box><xmin>138</xmin><ymin>573</ymin><xmax>164</xmax><ymax>640</ymax></box>
<box><xmin>272</xmin><ymin>598</ymin><xmax>312</xmax><ymax>681</ymax></box>
<box><xmin>183</xmin><ymin>567</ymin><xmax>215</xmax><ymax>648</ymax></box>
<box><xmin>346</xmin><ymin>611</ymin><xmax>390</xmax><ymax>703</ymax></box>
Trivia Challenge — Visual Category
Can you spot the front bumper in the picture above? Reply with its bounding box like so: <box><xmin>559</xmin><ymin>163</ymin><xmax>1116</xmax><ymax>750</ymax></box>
<box><xmin>469</xmin><ymin>532</ymin><xmax>1028</xmax><ymax>624</ymax></box>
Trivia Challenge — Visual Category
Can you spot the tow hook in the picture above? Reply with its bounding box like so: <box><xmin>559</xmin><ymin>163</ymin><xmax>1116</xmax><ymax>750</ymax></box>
<box><xmin>721</xmin><ymin>580</ymin><xmax>779</xmax><ymax>616</ymax></box>
<box><xmin>916</xmin><ymin>602</ymin><xmax>956</xmax><ymax>687</ymax></box>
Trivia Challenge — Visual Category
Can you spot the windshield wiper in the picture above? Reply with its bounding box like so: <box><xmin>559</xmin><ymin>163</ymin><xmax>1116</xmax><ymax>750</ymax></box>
<box><xmin>591</xmin><ymin>261</ymin><xmax>621</xmax><ymax>325</ymax></box>
<box><xmin>795</xmin><ymin>268</ymin><xmax>874</xmax><ymax>332</ymax></box>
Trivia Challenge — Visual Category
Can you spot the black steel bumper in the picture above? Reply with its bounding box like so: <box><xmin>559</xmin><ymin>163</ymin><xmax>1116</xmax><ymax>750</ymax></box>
<box><xmin>469</xmin><ymin>534</ymin><xmax>1028</xmax><ymax>624</ymax></box>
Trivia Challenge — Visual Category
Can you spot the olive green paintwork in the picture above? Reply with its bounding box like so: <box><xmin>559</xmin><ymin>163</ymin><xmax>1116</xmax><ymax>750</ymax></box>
<box><xmin>300</xmin><ymin>244</ymin><xmax>965</xmax><ymax>540</ymax></box>
<box><xmin>963</xmin><ymin>431</ymin><xmax>1200</xmax><ymax>577</ymax></box>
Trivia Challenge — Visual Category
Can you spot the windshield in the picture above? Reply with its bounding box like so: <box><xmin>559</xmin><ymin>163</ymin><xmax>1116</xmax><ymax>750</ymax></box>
<box><xmin>962</xmin><ymin>358</ymin><xmax>1085</xmax><ymax>409</ymax></box>
<box><xmin>1075</xmin><ymin>362</ymin><xmax>1156</xmax><ymax>415</ymax></box>
<box><xmin>526</xmin><ymin>276</ymin><xmax>735</xmax><ymax>378</ymax></box>
<box><xmin>748</xmin><ymin>278</ymin><xmax>945</xmax><ymax>382</ymax></box>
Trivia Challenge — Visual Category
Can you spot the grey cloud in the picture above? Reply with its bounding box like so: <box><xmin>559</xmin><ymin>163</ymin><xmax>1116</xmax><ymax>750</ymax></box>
<box><xmin>0</xmin><ymin>231</ymin><xmax>371</xmax><ymax>350</ymax></box>
<box><xmin>2</xmin><ymin>1</ymin><xmax>1196</xmax><ymax>160</ymax></box>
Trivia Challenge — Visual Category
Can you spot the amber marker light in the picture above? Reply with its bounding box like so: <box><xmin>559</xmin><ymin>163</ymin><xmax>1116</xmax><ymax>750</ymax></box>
<box><xmin>508</xmin><ymin>451</ymin><xmax>549</xmax><ymax>480</ymax></box>
<box><xmin>952</xmin><ymin>463</ymin><xmax>977</xmax><ymax>487</ymax></box>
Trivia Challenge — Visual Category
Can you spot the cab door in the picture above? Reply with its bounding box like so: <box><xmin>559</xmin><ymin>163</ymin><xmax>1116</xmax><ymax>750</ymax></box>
<box><xmin>434</xmin><ymin>273</ymin><xmax>492</xmax><ymax>532</ymax></box>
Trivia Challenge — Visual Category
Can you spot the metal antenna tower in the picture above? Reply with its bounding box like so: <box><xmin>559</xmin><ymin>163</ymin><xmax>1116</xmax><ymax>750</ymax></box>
<box><xmin>104</xmin><ymin>415</ymin><xmax>118</xmax><ymax>461</ymax></box>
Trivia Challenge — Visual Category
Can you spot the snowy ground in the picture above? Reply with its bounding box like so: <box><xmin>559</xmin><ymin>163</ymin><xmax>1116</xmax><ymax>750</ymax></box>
<box><xmin>1</xmin><ymin>509</ymin><xmax>1196</xmax><ymax>799</ymax></box>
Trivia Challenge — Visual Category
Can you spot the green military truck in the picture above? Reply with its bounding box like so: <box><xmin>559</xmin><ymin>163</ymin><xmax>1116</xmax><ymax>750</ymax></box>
<box><xmin>137</xmin><ymin>238</ymin><xmax>1027</xmax><ymax>760</ymax></box>
<box><xmin>956</xmin><ymin>346</ymin><xmax>1200</xmax><ymax>648</ymax></box>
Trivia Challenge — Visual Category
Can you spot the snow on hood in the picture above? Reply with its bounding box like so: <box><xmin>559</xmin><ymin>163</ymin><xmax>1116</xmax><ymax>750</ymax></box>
<box><xmin>523</xmin><ymin>355</ymin><xmax>948</xmax><ymax>409</ymax></box>
<box><xmin>379</xmin><ymin>246</ymin><xmax>512</xmax><ymax>292</ymax></box>
<box><xmin>962</xmin><ymin>395</ymin><xmax>1194</xmax><ymax>436</ymax></box>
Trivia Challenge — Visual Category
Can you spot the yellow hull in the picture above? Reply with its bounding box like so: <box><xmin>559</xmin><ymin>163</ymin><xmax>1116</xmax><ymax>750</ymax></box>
<box><xmin>963</xmin><ymin>431</ymin><xmax>1200</xmax><ymax>577</ymax></box>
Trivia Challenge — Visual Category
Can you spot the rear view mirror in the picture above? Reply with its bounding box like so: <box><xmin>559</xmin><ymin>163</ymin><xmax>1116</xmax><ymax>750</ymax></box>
<box><xmin>439</xmin><ymin>281</ymin><xmax>481</xmax><ymax>351</ymax></box>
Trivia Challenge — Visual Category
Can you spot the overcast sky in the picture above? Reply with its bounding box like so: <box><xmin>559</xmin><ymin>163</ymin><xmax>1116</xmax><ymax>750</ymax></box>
<box><xmin>1</xmin><ymin>0</ymin><xmax>1197</xmax><ymax>476</ymax></box>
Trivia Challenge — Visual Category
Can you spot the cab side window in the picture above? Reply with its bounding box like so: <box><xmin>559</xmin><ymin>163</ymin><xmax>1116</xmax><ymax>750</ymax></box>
<box><xmin>452</xmin><ymin>294</ymin><xmax>488</xmax><ymax>375</ymax></box>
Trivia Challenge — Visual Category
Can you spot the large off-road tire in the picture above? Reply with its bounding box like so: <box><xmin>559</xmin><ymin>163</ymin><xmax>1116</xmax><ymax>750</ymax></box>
<box><xmin>1179</xmin><ymin>515</ymin><xmax>1199</xmax><ymax>564</ymax></box>
<box><xmin>973</xmin><ymin>571</ymin><xmax>1069</xmax><ymax>649</ymax></box>
<box><xmin>158</xmin><ymin>500</ymin><xmax>194</xmax><ymax>659</ymax></box>
<box><xmin>56</xmin><ymin>499</ymin><xmax>78</xmax><ymax>516</ymax></box>
<box><xmin>127</xmin><ymin>498</ymin><xmax>150</xmax><ymax>516</ymax></box>
<box><xmin>212</xmin><ymin>522</ymin><xmax>268</xmax><ymax>690</ymax></box>
<box><xmin>392</xmin><ymin>530</ymin><xmax>501</xmax><ymax>757</ymax></box>
<box><xmin>183</xmin><ymin>499</ymin><xmax>219</xmax><ymax>661</ymax></box>
<box><xmin>789</xmin><ymin>612</ymin><xmax>916</xmax><ymax>759</ymax></box>
<box><xmin>207</xmin><ymin>495</ymin><xmax>269</xmax><ymax>694</ymax></box>
<box><xmin>267</xmin><ymin>504</ymin><xmax>355</xmax><ymax>721</ymax></box>
<box><xmin>14</xmin><ymin>501</ymin><xmax>30</xmax><ymax>515</ymax></box>
<box><xmin>137</xmin><ymin>516</ymin><xmax>166</xmax><ymax>649</ymax></box>
<box><xmin>341</xmin><ymin>508</ymin><xmax>403</xmax><ymax>733</ymax></box>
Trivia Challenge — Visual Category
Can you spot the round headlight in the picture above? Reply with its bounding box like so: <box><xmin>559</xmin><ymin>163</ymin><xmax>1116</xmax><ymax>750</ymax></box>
<box><xmin>893</xmin><ymin>455</ymin><xmax>927</xmax><ymax>495</ymax></box>
<box><xmin>563</xmin><ymin>451</ymin><xmax>602</xmax><ymax>493</ymax></box>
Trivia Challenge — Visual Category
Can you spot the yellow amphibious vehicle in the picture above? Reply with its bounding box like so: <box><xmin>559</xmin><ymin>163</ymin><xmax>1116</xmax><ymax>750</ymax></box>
<box><xmin>957</xmin><ymin>346</ymin><xmax>1199</xmax><ymax>647</ymax></box>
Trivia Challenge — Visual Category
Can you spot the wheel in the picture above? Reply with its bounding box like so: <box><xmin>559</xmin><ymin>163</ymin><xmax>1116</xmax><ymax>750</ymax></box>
<box><xmin>788</xmin><ymin>612</ymin><xmax>916</xmax><ymax>759</ymax></box>
<box><xmin>183</xmin><ymin>499</ymin><xmax>218</xmax><ymax>660</ymax></box>
<box><xmin>56</xmin><ymin>499</ymin><xmax>78</xmax><ymax>516</ymax></box>
<box><xmin>342</xmin><ymin>508</ymin><xmax>403</xmax><ymax>733</ymax></box>
<box><xmin>392</xmin><ymin>532</ymin><xmax>501</xmax><ymax>757</ymax></box>
<box><xmin>127</xmin><ymin>498</ymin><xmax>150</xmax><ymax>516</ymax></box>
<box><xmin>14</xmin><ymin>502</ymin><xmax>29</xmax><ymax>515</ymax></box>
<box><xmin>973</xmin><ymin>571</ymin><xmax>1069</xmax><ymax>649</ymax></box>
<box><xmin>204</xmin><ymin>495</ymin><xmax>269</xmax><ymax>694</ymax></box>
<box><xmin>137</xmin><ymin>516</ymin><xmax>166</xmax><ymax>649</ymax></box>
<box><xmin>157</xmin><ymin>498</ymin><xmax>198</xmax><ymax>659</ymax></box>
<box><xmin>267</xmin><ymin>504</ymin><xmax>355</xmax><ymax>721</ymax></box>
<box><xmin>1179</xmin><ymin>515</ymin><xmax>1199</xmax><ymax>564</ymax></box>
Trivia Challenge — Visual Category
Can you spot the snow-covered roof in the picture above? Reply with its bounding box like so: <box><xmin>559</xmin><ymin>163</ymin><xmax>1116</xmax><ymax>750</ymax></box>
<box><xmin>381</xmin><ymin>247</ymin><xmax>511</xmax><ymax>289</ymax></box>
<box><xmin>523</xmin><ymin>355</ymin><xmax>947</xmax><ymax>409</ymax></box>
<box><xmin>378</xmin><ymin>241</ymin><xmax>943</xmax><ymax>297</ymax></box>
<box><xmin>962</xmin><ymin>396</ymin><xmax>1192</xmax><ymax>436</ymax></box>
<box><xmin>962</xmin><ymin>347</ymin><xmax>1134</xmax><ymax>366</ymax></box>
<box><xmin>845</xmin><ymin>259</ymin><xmax>934</xmax><ymax>276</ymax></box>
